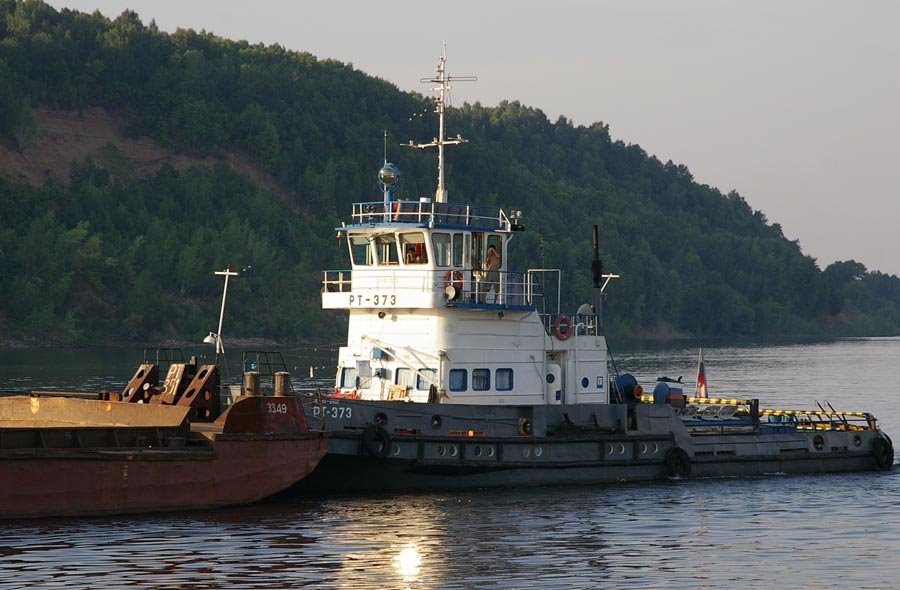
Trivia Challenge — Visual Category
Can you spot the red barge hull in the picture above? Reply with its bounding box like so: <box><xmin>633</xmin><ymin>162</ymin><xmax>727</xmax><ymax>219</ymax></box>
<box><xmin>0</xmin><ymin>394</ymin><xmax>327</xmax><ymax>519</ymax></box>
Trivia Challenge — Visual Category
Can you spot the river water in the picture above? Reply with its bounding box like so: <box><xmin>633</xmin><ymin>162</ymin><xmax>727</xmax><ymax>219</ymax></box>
<box><xmin>1</xmin><ymin>339</ymin><xmax>899</xmax><ymax>589</ymax></box>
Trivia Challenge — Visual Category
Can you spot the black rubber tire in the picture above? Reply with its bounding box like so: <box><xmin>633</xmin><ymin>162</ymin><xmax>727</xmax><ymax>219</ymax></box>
<box><xmin>363</xmin><ymin>424</ymin><xmax>391</xmax><ymax>459</ymax></box>
<box><xmin>666</xmin><ymin>447</ymin><xmax>691</xmax><ymax>478</ymax></box>
<box><xmin>873</xmin><ymin>436</ymin><xmax>894</xmax><ymax>471</ymax></box>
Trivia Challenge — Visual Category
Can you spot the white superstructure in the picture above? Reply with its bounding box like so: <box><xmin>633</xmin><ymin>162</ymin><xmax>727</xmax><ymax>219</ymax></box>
<box><xmin>322</xmin><ymin>53</ymin><xmax>614</xmax><ymax>408</ymax></box>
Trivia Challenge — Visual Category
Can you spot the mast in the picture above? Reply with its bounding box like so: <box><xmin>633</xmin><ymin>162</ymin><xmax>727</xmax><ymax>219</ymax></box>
<box><xmin>204</xmin><ymin>266</ymin><xmax>238</xmax><ymax>364</ymax></box>
<box><xmin>405</xmin><ymin>46</ymin><xmax>476</xmax><ymax>203</ymax></box>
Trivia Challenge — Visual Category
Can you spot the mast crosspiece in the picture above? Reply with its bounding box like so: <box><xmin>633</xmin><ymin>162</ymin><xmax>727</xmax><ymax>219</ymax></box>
<box><xmin>404</xmin><ymin>47</ymin><xmax>476</xmax><ymax>203</ymax></box>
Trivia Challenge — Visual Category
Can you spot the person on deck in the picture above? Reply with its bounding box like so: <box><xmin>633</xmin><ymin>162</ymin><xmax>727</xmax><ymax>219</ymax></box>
<box><xmin>485</xmin><ymin>244</ymin><xmax>501</xmax><ymax>303</ymax></box>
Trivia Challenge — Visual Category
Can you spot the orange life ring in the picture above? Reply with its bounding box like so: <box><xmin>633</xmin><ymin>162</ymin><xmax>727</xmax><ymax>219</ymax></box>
<box><xmin>444</xmin><ymin>270</ymin><xmax>463</xmax><ymax>289</ymax></box>
<box><xmin>552</xmin><ymin>315</ymin><xmax>573</xmax><ymax>340</ymax></box>
<box><xmin>633</xmin><ymin>384</ymin><xmax>644</xmax><ymax>400</ymax></box>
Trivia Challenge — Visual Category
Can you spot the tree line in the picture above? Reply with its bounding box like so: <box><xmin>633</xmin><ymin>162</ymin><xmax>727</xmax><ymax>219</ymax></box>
<box><xmin>1</xmin><ymin>0</ymin><xmax>899</xmax><ymax>344</ymax></box>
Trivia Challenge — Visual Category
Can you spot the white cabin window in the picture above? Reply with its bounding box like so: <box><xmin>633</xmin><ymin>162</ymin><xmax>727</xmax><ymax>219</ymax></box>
<box><xmin>432</xmin><ymin>233</ymin><xmax>451</xmax><ymax>267</ymax></box>
<box><xmin>449</xmin><ymin>369</ymin><xmax>467</xmax><ymax>392</ymax></box>
<box><xmin>473</xmin><ymin>369</ymin><xmax>490</xmax><ymax>391</ymax></box>
<box><xmin>396</xmin><ymin>368</ymin><xmax>415</xmax><ymax>387</ymax></box>
<box><xmin>417</xmin><ymin>369</ymin><xmax>437</xmax><ymax>390</ymax></box>
<box><xmin>400</xmin><ymin>232</ymin><xmax>428</xmax><ymax>264</ymax></box>
<box><xmin>496</xmin><ymin>368</ymin><xmax>514</xmax><ymax>391</ymax></box>
<box><xmin>340</xmin><ymin>367</ymin><xmax>358</xmax><ymax>388</ymax></box>
<box><xmin>452</xmin><ymin>233</ymin><xmax>466</xmax><ymax>268</ymax></box>
<box><xmin>375</xmin><ymin>234</ymin><xmax>399</xmax><ymax>265</ymax></box>
<box><xmin>349</xmin><ymin>235</ymin><xmax>373</xmax><ymax>266</ymax></box>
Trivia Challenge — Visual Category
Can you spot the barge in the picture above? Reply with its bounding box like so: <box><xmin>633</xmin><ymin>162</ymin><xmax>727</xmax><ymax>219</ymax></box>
<box><xmin>1</xmin><ymin>357</ymin><xmax>327</xmax><ymax>519</ymax></box>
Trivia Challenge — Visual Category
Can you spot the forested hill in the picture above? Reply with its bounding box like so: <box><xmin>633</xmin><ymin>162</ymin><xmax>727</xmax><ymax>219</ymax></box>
<box><xmin>2</xmin><ymin>0</ymin><xmax>900</xmax><ymax>346</ymax></box>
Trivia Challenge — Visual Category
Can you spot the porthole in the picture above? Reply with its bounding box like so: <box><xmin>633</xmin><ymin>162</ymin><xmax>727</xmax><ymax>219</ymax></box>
<box><xmin>523</xmin><ymin>447</ymin><xmax>532</xmax><ymax>458</ymax></box>
<box><xmin>438</xmin><ymin>445</ymin><xmax>446</xmax><ymax>456</ymax></box>
<box><xmin>617</xmin><ymin>443</ymin><xmax>626</xmax><ymax>455</ymax></box>
<box><xmin>449</xmin><ymin>445</ymin><xmax>458</xmax><ymax>457</ymax></box>
<box><xmin>474</xmin><ymin>446</ymin><xmax>483</xmax><ymax>457</ymax></box>
<box><xmin>534</xmin><ymin>446</ymin><xmax>543</xmax><ymax>457</ymax></box>
<box><xmin>546</xmin><ymin>373</ymin><xmax>556</xmax><ymax>384</ymax></box>
<box><xmin>391</xmin><ymin>443</ymin><xmax>401</xmax><ymax>456</ymax></box>
<box><xmin>640</xmin><ymin>443</ymin><xmax>648</xmax><ymax>454</ymax></box>
<box><xmin>487</xmin><ymin>447</ymin><xmax>495</xmax><ymax>457</ymax></box>
<box><xmin>581</xmin><ymin>377</ymin><xmax>589</xmax><ymax>388</ymax></box>
<box><xmin>853</xmin><ymin>435</ymin><xmax>862</xmax><ymax>447</ymax></box>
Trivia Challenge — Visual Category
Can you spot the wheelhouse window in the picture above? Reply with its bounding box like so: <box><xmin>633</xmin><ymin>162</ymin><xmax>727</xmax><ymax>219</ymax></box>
<box><xmin>417</xmin><ymin>369</ymin><xmax>437</xmax><ymax>390</ymax></box>
<box><xmin>432</xmin><ymin>233</ymin><xmax>451</xmax><ymax>267</ymax></box>
<box><xmin>496</xmin><ymin>368</ymin><xmax>514</xmax><ymax>391</ymax></box>
<box><xmin>449</xmin><ymin>369</ymin><xmax>467</xmax><ymax>392</ymax></box>
<box><xmin>340</xmin><ymin>367</ymin><xmax>358</xmax><ymax>388</ymax></box>
<box><xmin>452</xmin><ymin>233</ymin><xmax>466</xmax><ymax>268</ymax></box>
<box><xmin>400</xmin><ymin>232</ymin><xmax>428</xmax><ymax>265</ymax></box>
<box><xmin>471</xmin><ymin>233</ymin><xmax>484</xmax><ymax>271</ymax></box>
<box><xmin>473</xmin><ymin>369</ymin><xmax>490</xmax><ymax>391</ymax></box>
<box><xmin>375</xmin><ymin>234</ymin><xmax>399</xmax><ymax>265</ymax></box>
<box><xmin>349</xmin><ymin>234</ymin><xmax>373</xmax><ymax>266</ymax></box>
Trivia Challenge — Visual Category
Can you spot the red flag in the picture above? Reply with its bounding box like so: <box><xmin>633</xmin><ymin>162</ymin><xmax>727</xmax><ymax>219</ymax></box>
<box><xmin>696</xmin><ymin>348</ymin><xmax>708</xmax><ymax>399</ymax></box>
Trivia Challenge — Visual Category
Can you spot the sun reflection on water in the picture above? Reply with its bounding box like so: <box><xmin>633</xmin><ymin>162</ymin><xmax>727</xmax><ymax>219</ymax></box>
<box><xmin>393</xmin><ymin>543</ymin><xmax>422</xmax><ymax>583</ymax></box>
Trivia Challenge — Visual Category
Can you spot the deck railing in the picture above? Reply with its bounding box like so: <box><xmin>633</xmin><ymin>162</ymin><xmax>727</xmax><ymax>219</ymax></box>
<box><xmin>350</xmin><ymin>200</ymin><xmax>510</xmax><ymax>231</ymax></box>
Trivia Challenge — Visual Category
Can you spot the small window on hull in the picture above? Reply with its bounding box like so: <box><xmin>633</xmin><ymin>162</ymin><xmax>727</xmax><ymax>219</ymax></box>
<box><xmin>449</xmin><ymin>369</ymin><xmax>467</xmax><ymax>392</ymax></box>
<box><xmin>496</xmin><ymin>368</ymin><xmax>514</xmax><ymax>391</ymax></box>
<box><xmin>473</xmin><ymin>369</ymin><xmax>490</xmax><ymax>391</ymax></box>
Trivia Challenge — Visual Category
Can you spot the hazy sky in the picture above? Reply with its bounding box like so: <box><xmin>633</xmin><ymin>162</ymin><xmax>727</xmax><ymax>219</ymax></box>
<box><xmin>48</xmin><ymin>0</ymin><xmax>900</xmax><ymax>275</ymax></box>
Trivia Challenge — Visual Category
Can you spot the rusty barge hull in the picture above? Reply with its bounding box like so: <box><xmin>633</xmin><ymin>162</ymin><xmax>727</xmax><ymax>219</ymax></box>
<box><xmin>1</xmin><ymin>436</ymin><xmax>326</xmax><ymax>519</ymax></box>
<box><xmin>0</xmin><ymin>394</ymin><xmax>327</xmax><ymax>520</ymax></box>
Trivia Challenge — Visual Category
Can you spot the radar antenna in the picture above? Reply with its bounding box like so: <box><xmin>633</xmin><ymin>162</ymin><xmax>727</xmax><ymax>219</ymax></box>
<box><xmin>403</xmin><ymin>45</ymin><xmax>476</xmax><ymax>203</ymax></box>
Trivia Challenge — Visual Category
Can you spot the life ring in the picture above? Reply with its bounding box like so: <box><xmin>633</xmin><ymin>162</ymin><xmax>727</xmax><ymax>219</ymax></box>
<box><xmin>873</xmin><ymin>436</ymin><xmax>894</xmax><ymax>471</ymax></box>
<box><xmin>518</xmin><ymin>418</ymin><xmax>533</xmax><ymax>436</ymax></box>
<box><xmin>552</xmin><ymin>315</ymin><xmax>573</xmax><ymax>340</ymax></box>
<box><xmin>665</xmin><ymin>447</ymin><xmax>691</xmax><ymax>478</ymax></box>
<box><xmin>363</xmin><ymin>424</ymin><xmax>391</xmax><ymax>459</ymax></box>
<box><xmin>443</xmin><ymin>270</ymin><xmax>463</xmax><ymax>289</ymax></box>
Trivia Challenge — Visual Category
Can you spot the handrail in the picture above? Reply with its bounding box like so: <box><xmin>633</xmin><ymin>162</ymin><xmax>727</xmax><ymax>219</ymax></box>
<box><xmin>323</xmin><ymin>268</ymin><xmax>542</xmax><ymax>308</ymax></box>
<box><xmin>349</xmin><ymin>200</ymin><xmax>510</xmax><ymax>231</ymax></box>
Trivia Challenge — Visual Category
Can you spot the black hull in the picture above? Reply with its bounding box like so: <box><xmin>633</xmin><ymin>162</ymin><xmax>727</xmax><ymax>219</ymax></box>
<box><xmin>294</xmin><ymin>439</ymin><xmax>883</xmax><ymax>493</ymax></box>
<box><xmin>297</xmin><ymin>397</ymin><xmax>890</xmax><ymax>492</ymax></box>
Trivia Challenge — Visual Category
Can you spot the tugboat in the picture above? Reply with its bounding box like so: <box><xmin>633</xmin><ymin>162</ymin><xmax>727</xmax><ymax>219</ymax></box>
<box><xmin>297</xmin><ymin>52</ymin><xmax>893</xmax><ymax>491</ymax></box>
